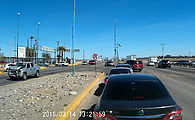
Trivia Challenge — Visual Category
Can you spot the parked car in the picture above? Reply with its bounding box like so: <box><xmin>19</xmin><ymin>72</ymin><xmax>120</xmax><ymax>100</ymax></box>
<box><xmin>55</xmin><ymin>62</ymin><xmax>69</xmax><ymax>67</ymax></box>
<box><xmin>38</xmin><ymin>61</ymin><xmax>49</xmax><ymax>67</ymax></box>
<box><xmin>146</xmin><ymin>61</ymin><xmax>155</xmax><ymax>66</ymax></box>
<box><xmin>82</xmin><ymin>61</ymin><xmax>88</xmax><ymax>65</ymax></box>
<box><xmin>179</xmin><ymin>60</ymin><xmax>190</xmax><ymax>67</ymax></box>
<box><xmin>8</xmin><ymin>62</ymin><xmax>40</xmax><ymax>80</ymax></box>
<box><xmin>4</xmin><ymin>63</ymin><xmax>16</xmax><ymax>72</ymax></box>
<box><xmin>126</xmin><ymin>60</ymin><xmax>143</xmax><ymax>72</ymax></box>
<box><xmin>189</xmin><ymin>61</ymin><xmax>195</xmax><ymax>67</ymax></box>
<box><xmin>0</xmin><ymin>61</ymin><xmax>7</xmax><ymax>64</ymax></box>
<box><xmin>89</xmin><ymin>60</ymin><xmax>96</xmax><ymax>65</ymax></box>
<box><xmin>105</xmin><ymin>61</ymin><xmax>114</xmax><ymax>67</ymax></box>
<box><xmin>104</xmin><ymin>67</ymin><xmax>133</xmax><ymax>82</ymax></box>
<box><xmin>157</xmin><ymin>60</ymin><xmax>171</xmax><ymax>68</ymax></box>
<box><xmin>94</xmin><ymin>74</ymin><xmax>183</xmax><ymax>120</ymax></box>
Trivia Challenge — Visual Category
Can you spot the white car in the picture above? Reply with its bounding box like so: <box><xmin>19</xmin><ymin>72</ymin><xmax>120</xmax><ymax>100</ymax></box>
<box><xmin>55</xmin><ymin>62</ymin><xmax>69</xmax><ymax>67</ymax></box>
<box><xmin>146</xmin><ymin>61</ymin><xmax>155</xmax><ymax>66</ymax></box>
<box><xmin>4</xmin><ymin>63</ymin><xmax>16</xmax><ymax>72</ymax></box>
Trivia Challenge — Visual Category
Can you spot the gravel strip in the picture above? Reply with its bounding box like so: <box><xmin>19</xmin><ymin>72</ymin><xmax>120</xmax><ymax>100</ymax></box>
<box><xmin>0</xmin><ymin>72</ymin><xmax>100</xmax><ymax>120</ymax></box>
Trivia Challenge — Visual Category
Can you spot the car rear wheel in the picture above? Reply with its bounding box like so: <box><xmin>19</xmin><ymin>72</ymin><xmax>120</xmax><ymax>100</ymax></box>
<box><xmin>35</xmin><ymin>71</ymin><xmax>40</xmax><ymax>78</ymax></box>
<box><xmin>9</xmin><ymin>76</ymin><xmax>15</xmax><ymax>80</ymax></box>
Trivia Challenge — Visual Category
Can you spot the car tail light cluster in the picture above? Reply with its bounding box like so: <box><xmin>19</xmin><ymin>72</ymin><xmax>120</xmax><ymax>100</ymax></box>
<box><xmin>105</xmin><ymin>78</ymin><xmax>108</xmax><ymax>82</ymax></box>
<box><xmin>164</xmin><ymin>108</ymin><xmax>183</xmax><ymax>120</ymax></box>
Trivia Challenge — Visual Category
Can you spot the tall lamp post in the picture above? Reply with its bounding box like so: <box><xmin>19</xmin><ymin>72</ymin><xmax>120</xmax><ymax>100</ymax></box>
<box><xmin>37</xmin><ymin>22</ymin><xmax>40</xmax><ymax>64</ymax></box>
<box><xmin>72</xmin><ymin>0</ymin><xmax>76</xmax><ymax>75</ymax></box>
<box><xmin>17</xmin><ymin>12</ymin><xmax>20</xmax><ymax>63</ymax></box>
<box><xmin>114</xmin><ymin>20</ymin><xmax>118</xmax><ymax>64</ymax></box>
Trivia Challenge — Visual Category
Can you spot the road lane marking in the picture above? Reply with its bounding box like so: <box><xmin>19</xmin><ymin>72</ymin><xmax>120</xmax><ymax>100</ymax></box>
<box><xmin>55</xmin><ymin>72</ymin><xmax>105</xmax><ymax>120</ymax></box>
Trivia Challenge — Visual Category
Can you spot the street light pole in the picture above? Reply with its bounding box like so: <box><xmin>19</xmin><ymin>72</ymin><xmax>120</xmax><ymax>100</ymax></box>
<box><xmin>72</xmin><ymin>0</ymin><xmax>76</xmax><ymax>75</ymax></box>
<box><xmin>114</xmin><ymin>20</ymin><xmax>118</xmax><ymax>64</ymax></box>
<box><xmin>160</xmin><ymin>44</ymin><xmax>165</xmax><ymax>59</ymax></box>
<box><xmin>17</xmin><ymin>12</ymin><xmax>20</xmax><ymax>63</ymax></box>
<box><xmin>37</xmin><ymin>22</ymin><xmax>40</xmax><ymax>64</ymax></box>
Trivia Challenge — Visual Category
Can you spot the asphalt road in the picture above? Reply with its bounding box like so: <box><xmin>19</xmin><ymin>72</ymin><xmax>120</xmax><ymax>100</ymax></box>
<box><xmin>0</xmin><ymin>63</ymin><xmax>110</xmax><ymax>87</ymax></box>
<box><xmin>75</xmin><ymin>65</ymin><xmax>195</xmax><ymax>120</ymax></box>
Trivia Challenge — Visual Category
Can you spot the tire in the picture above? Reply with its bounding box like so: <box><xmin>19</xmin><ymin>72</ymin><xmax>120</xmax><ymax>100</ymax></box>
<box><xmin>35</xmin><ymin>71</ymin><xmax>40</xmax><ymax>78</ymax></box>
<box><xmin>62</xmin><ymin>64</ymin><xmax>65</xmax><ymax>67</ymax></box>
<box><xmin>55</xmin><ymin>64</ymin><xmax>58</xmax><ymax>67</ymax></box>
<box><xmin>22</xmin><ymin>73</ymin><xmax>27</xmax><ymax>80</ymax></box>
<box><xmin>9</xmin><ymin>76</ymin><xmax>15</xmax><ymax>80</ymax></box>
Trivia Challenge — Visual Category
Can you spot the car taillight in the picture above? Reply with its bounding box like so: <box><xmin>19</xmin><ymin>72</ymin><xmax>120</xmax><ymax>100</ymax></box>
<box><xmin>164</xmin><ymin>108</ymin><xmax>182</xmax><ymax>120</ymax></box>
<box><xmin>94</xmin><ymin>109</ymin><xmax>116</xmax><ymax>120</ymax></box>
<box><xmin>105</xmin><ymin>78</ymin><xmax>108</xmax><ymax>82</ymax></box>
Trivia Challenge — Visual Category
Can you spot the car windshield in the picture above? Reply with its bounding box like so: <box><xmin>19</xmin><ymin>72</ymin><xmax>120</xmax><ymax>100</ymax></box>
<box><xmin>104</xmin><ymin>81</ymin><xmax>169</xmax><ymax>101</ymax></box>
<box><xmin>16</xmin><ymin>63</ymin><xmax>26</xmax><ymax>68</ymax></box>
<box><xmin>109</xmin><ymin>69</ymin><xmax>130</xmax><ymax>75</ymax></box>
<box><xmin>107</xmin><ymin>61</ymin><xmax>113</xmax><ymax>63</ymax></box>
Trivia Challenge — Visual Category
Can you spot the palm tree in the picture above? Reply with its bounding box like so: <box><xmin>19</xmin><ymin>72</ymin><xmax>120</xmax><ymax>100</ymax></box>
<box><xmin>58</xmin><ymin>46</ymin><xmax>66</xmax><ymax>62</ymax></box>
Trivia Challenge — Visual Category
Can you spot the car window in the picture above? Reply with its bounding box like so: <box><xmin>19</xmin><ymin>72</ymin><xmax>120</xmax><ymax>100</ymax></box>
<box><xmin>104</xmin><ymin>81</ymin><xmax>169</xmax><ymax>101</ymax></box>
<box><xmin>109</xmin><ymin>69</ymin><xmax>131</xmax><ymax>75</ymax></box>
<box><xmin>27</xmin><ymin>63</ymin><xmax>30</xmax><ymax>68</ymax></box>
<box><xmin>31</xmin><ymin>63</ymin><xmax>34</xmax><ymax>67</ymax></box>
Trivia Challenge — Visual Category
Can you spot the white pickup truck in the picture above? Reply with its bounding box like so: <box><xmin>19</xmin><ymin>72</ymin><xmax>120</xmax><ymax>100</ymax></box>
<box><xmin>8</xmin><ymin>62</ymin><xmax>40</xmax><ymax>80</ymax></box>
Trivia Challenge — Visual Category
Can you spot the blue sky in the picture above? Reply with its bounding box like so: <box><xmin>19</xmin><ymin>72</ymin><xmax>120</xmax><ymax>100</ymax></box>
<box><xmin>0</xmin><ymin>0</ymin><xmax>195</xmax><ymax>59</ymax></box>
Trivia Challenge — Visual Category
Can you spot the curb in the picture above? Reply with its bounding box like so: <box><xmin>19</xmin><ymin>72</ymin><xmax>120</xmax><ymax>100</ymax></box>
<box><xmin>55</xmin><ymin>72</ymin><xmax>105</xmax><ymax>120</ymax></box>
<box><xmin>40</xmin><ymin>67</ymin><xmax>47</xmax><ymax>70</ymax></box>
<box><xmin>0</xmin><ymin>68</ymin><xmax>4</xmax><ymax>70</ymax></box>
<box><xmin>68</xmin><ymin>63</ymin><xmax>82</xmax><ymax>66</ymax></box>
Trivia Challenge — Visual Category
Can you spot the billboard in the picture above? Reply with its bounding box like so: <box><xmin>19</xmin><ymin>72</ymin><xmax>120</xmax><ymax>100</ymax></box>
<box><xmin>18</xmin><ymin>47</ymin><xmax>26</xmax><ymax>58</ymax></box>
<box><xmin>41</xmin><ymin>46</ymin><xmax>55</xmax><ymax>52</ymax></box>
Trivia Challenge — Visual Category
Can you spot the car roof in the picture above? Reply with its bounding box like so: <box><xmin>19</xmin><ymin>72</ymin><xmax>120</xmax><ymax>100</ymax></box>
<box><xmin>116</xmin><ymin>64</ymin><xmax>130</xmax><ymax>66</ymax></box>
<box><xmin>111</xmin><ymin>67</ymin><xmax>131</xmax><ymax>70</ymax></box>
<box><xmin>108</xmin><ymin>74</ymin><xmax>158</xmax><ymax>82</ymax></box>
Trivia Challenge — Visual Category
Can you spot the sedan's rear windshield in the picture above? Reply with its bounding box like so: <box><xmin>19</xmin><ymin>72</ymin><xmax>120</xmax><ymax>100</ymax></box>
<box><xmin>109</xmin><ymin>69</ymin><xmax>130</xmax><ymax>75</ymax></box>
<box><xmin>104</xmin><ymin>81</ymin><xmax>169</xmax><ymax>101</ymax></box>
<box><xmin>116</xmin><ymin>65</ymin><xmax>130</xmax><ymax>68</ymax></box>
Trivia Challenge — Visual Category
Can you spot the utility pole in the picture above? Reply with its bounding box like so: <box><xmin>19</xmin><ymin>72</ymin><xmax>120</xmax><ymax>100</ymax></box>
<box><xmin>17</xmin><ymin>12</ymin><xmax>20</xmax><ymax>63</ymax></box>
<box><xmin>37</xmin><ymin>22</ymin><xmax>40</xmax><ymax>64</ymax></box>
<box><xmin>160</xmin><ymin>44</ymin><xmax>165</xmax><ymax>59</ymax></box>
<box><xmin>114</xmin><ymin>20</ymin><xmax>118</xmax><ymax>64</ymax></box>
<box><xmin>56</xmin><ymin>41</ymin><xmax>59</xmax><ymax>63</ymax></box>
<box><xmin>72</xmin><ymin>0</ymin><xmax>76</xmax><ymax>75</ymax></box>
<box><xmin>83</xmin><ymin>49</ymin><xmax>85</xmax><ymax>61</ymax></box>
<box><xmin>64</xmin><ymin>35</ymin><xmax>66</xmax><ymax>61</ymax></box>
<box><xmin>9</xmin><ymin>39</ymin><xmax>11</xmax><ymax>63</ymax></box>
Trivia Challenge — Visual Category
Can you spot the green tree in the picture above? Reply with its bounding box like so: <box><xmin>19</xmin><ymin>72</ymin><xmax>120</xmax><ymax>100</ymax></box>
<box><xmin>42</xmin><ymin>53</ymin><xmax>51</xmax><ymax>61</ymax></box>
<box><xmin>0</xmin><ymin>56</ymin><xmax>6</xmax><ymax>61</ymax></box>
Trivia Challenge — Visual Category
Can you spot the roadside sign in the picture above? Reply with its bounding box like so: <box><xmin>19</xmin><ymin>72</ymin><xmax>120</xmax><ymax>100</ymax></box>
<box><xmin>18</xmin><ymin>47</ymin><xmax>26</xmax><ymax>58</ymax></box>
<box><xmin>93</xmin><ymin>54</ymin><xmax>98</xmax><ymax>60</ymax></box>
<box><xmin>71</xmin><ymin>49</ymin><xmax>80</xmax><ymax>52</ymax></box>
<box><xmin>41</xmin><ymin>46</ymin><xmax>55</xmax><ymax>52</ymax></box>
<box><xmin>65</xmin><ymin>49</ymin><xmax>70</xmax><ymax>52</ymax></box>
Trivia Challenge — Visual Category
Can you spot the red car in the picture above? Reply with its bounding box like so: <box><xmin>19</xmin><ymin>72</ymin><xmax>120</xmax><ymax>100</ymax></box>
<box><xmin>126</xmin><ymin>60</ymin><xmax>143</xmax><ymax>72</ymax></box>
<box><xmin>0</xmin><ymin>61</ymin><xmax>7</xmax><ymax>64</ymax></box>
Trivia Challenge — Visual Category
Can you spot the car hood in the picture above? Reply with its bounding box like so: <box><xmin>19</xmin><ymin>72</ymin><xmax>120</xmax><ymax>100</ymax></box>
<box><xmin>9</xmin><ymin>66</ymin><xmax>23</xmax><ymax>70</ymax></box>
